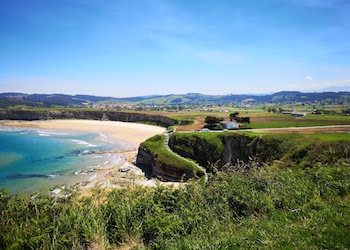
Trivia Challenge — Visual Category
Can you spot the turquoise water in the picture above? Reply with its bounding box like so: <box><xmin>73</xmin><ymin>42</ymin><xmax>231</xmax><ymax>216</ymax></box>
<box><xmin>0</xmin><ymin>126</ymin><xmax>131</xmax><ymax>193</ymax></box>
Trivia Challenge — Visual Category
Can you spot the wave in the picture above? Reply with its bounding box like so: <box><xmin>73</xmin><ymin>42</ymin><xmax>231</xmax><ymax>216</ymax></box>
<box><xmin>38</xmin><ymin>133</ymin><xmax>50</xmax><ymax>137</ymax></box>
<box><xmin>36</xmin><ymin>130</ymin><xmax>72</xmax><ymax>136</ymax></box>
<box><xmin>0</xmin><ymin>126</ymin><xmax>26</xmax><ymax>132</ymax></box>
<box><xmin>71</xmin><ymin>139</ymin><xmax>96</xmax><ymax>147</ymax></box>
<box><xmin>5</xmin><ymin>174</ymin><xmax>57</xmax><ymax>180</ymax></box>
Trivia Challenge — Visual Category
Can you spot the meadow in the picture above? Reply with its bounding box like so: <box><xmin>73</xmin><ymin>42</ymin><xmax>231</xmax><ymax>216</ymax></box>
<box><xmin>4</xmin><ymin>105</ymin><xmax>350</xmax><ymax>131</ymax></box>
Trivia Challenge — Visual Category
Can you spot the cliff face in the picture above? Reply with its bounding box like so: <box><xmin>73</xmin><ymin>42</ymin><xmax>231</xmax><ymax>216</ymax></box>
<box><xmin>168</xmin><ymin>135</ymin><xmax>221</xmax><ymax>169</ymax></box>
<box><xmin>221</xmin><ymin>135</ymin><xmax>261</xmax><ymax>164</ymax></box>
<box><xmin>0</xmin><ymin>110</ymin><xmax>177</xmax><ymax>127</ymax></box>
<box><xmin>136</xmin><ymin>133</ymin><xmax>264</xmax><ymax>181</ymax></box>
<box><xmin>137</xmin><ymin>132</ymin><xmax>350</xmax><ymax>181</ymax></box>
<box><xmin>169</xmin><ymin>134</ymin><xmax>262</xmax><ymax>171</ymax></box>
<box><xmin>136</xmin><ymin>147</ymin><xmax>198</xmax><ymax>182</ymax></box>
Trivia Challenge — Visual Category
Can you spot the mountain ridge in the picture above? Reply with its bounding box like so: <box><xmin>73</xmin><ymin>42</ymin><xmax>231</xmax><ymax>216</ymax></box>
<box><xmin>1</xmin><ymin>91</ymin><xmax>350</xmax><ymax>107</ymax></box>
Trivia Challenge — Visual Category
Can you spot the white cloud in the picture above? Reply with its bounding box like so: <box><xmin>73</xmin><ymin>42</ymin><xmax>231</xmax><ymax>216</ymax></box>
<box><xmin>305</xmin><ymin>76</ymin><xmax>313</xmax><ymax>81</ymax></box>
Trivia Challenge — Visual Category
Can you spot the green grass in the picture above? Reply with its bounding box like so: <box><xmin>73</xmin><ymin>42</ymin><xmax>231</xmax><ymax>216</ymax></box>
<box><xmin>140</xmin><ymin>135</ymin><xmax>204</xmax><ymax>174</ymax></box>
<box><xmin>307</xmin><ymin>132</ymin><xmax>350</xmax><ymax>141</ymax></box>
<box><xmin>169</xmin><ymin>132</ymin><xmax>229</xmax><ymax>170</ymax></box>
<box><xmin>172</xmin><ymin>132</ymin><xmax>225</xmax><ymax>153</ymax></box>
<box><xmin>249</xmin><ymin>120</ymin><xmax>349</xmax><ymax>129</ymax></box>
<box><xmin>1</xmin><ymin>160</ymin><xmax>350</xmax><ymax>249</ymax></box>
<box><xmin>170</xmin><ymin>132</ymin><xmax>350</xmax><ymax>173</ymax></box>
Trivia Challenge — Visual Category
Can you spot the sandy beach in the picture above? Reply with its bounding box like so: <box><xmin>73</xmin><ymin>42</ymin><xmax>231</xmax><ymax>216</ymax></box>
<box><xmin>0</xmin><ymin>119</ymin><xmax>165</xmax><ymax>148</ymax></box>
<box><xmin>0</xmin><ymin>120</ymin><xmax>170</xmax><ymax>196</ymax></box>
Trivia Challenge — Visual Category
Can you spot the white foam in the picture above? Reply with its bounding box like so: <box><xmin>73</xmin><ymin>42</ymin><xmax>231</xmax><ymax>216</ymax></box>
<box><xmin>0</xmin><ymin>126</ymin><xmax>23</xmax><ymax>132</ymax></box>
<box><xmin>71</xmin><ymin>139</ymin><xmax>96</xmax><ymax>147</ymax></box>
<box><xmin>37</xmin><ymin>130</ymin><xmax>71</xmax><ymax>136</ymax></box>
<box><xmin>39</xmin><ymin>133</ymin><xmax>50</xmax><ymax>137</ymax></box>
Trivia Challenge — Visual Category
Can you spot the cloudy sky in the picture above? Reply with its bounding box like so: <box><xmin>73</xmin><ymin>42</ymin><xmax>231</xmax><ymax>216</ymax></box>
<box><xmin>0</xmin><ymin>0</ymin><xmax>350</xmax><ymax>97</ymax></box>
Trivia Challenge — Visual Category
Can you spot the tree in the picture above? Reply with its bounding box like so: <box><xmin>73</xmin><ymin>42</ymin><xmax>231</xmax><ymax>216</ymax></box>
<box><xmin>241</xmin><ymin>117</ymin><xmax>250</xmax><ymax>124</ymax></box>
<box><xmin>229</xmin><ymin>112</ymin><xmax>239</xmax><ymax>121</ymax></box>
<box><xmin>204</xmin><ymin>116</ymin><xmax>224</xmax><ymax>128</ymax></box>
<box><xmin>267</xmin><ymin>107</ymin><xmax>277</xmax><ymax>113</ymax></box>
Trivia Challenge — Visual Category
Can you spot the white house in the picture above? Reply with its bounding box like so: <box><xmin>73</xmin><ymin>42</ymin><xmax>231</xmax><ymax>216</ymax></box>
<box><xmin>220</xmin><ymin>121</ymin><xmax>239</xmax><ymax>129</ymax></box>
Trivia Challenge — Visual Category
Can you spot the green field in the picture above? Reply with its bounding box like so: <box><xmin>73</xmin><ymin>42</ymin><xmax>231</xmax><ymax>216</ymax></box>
<box><xmin>2</xmin><ymin>106</ymin><xmax>350</xmax><ymax>131</ymax></box>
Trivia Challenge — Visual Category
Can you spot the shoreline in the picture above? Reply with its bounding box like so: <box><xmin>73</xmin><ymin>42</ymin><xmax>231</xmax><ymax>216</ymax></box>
<box><xmin>0</xmin><ymin>119</ymin><xmax>166</xmax><ymax>149</ymax></box>
<box><xmin>0</xmin><ymin>120</ymin><xmax>174</xmax><ymax>196</ymax></box>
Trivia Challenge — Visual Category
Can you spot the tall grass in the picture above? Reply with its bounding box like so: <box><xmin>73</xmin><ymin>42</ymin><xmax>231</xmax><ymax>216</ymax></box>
<box><xmin>1</xmin><ymin>159</ymin><xmax>350</xmax><ymax>249</ymax></box>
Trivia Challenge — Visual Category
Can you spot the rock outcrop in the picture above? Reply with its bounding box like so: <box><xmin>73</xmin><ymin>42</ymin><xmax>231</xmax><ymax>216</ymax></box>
<box><xmin>136</xmin><ymin>147</ymin><xmax>199</xmax><ymax>182</ymax></box>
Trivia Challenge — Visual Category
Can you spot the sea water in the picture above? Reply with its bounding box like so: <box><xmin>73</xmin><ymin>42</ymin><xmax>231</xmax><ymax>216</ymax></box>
<box><xmin>0</xmin><ymin>126</ymin><xmax>131</xmax><ymax>193</ymax></box>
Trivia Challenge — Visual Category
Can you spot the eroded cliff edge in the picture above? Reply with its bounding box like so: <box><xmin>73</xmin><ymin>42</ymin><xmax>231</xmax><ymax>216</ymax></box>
<box><xmin>137</xmin><ymin>132</ymin><xmax>350</xmax><ymax>181</ymax></box>
<box><xmin>168</xmin><ymin>133</ymin><xmax>263</xmax><ymax>171</ymax></box>
<box><xmin>136</xmin><ymin>135</ymin><xmax>204</xmax><ymax>182</ymax></box>
<box><xmin>136</xmin><ymin>147</ymin><xmax>200</xmax><ymax>181</ymax></box>
<box><xmin>136</xmin><ymin>133</ymin><xmax>261</xmax><ymax>181</ymax></box>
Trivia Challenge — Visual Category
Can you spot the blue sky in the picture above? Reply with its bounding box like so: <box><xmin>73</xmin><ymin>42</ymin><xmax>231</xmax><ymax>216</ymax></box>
<box><xmin>0</xmin><ymin>0</ymin><xmax>350</xmax><ymax>97</ymax></box>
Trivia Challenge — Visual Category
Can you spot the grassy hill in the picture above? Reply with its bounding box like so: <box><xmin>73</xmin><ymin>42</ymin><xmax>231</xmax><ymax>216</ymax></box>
<box><xmin>1</xmin><ymin>91</ymin><xmax>350</xmax><ymax>107</ymax></box>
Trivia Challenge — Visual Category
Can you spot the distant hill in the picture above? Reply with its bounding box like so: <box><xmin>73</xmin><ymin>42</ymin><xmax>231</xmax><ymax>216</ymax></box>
<box><xmin>0</xmin><ymin>91</ymin><xmax>349</xmax><ymax>107</ymax></box>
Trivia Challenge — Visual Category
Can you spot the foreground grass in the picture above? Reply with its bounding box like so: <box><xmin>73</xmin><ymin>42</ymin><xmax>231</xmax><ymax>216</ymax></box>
<box><xmin>1</xmin><ymin>159</ymin><xmax>350</xmax><ymax>249</ymax></box>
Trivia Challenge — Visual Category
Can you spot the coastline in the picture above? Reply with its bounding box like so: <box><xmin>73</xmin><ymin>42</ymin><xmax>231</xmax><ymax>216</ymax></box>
<box><xmin>0</xmin><ymin>120</ymin><xmax>169</xmax><ymax>196</ymax></box>
<box><xmin>0</xmin><ymin>119</ymin><xmax>165</xmax><ymax>148</ymax></box>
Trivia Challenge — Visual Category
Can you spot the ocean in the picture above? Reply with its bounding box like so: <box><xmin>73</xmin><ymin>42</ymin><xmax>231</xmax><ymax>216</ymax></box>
<box><xmin>0</xmin><ymin>126</ymin><xmax>131</xmax><ymax>193</ymax></box>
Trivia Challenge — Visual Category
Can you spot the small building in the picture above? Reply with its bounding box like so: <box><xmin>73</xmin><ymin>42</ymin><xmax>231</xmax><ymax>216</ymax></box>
<box><xmin>220</xmin><ymin>121</ymin><xmax>239</xmax><ymax>129</ymax></box>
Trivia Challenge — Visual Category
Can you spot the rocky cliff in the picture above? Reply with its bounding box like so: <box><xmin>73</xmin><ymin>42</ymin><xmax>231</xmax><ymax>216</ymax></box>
<box><xmin>0</xmin><ymin>110</ymin><xmax>177</xmax><ymax>127</ymax></box>
<box><xmin>136</xmin><ymin>133</ymin><xmax>263</xmax><ymax>181</ymax></box>
<box><xmin>138</xmin><ymin>132</ymin><xmax>350</xmax><ymax>180</ymax></box>
<box><xmin>136</xmin><ymin>147</ymin><xmax>199</xmax><ymax>181</ymax></box>
<box><xmin>169</xmin><ymin>133</ymin><xmax>263</xmax><ymax>171</ymax></box>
